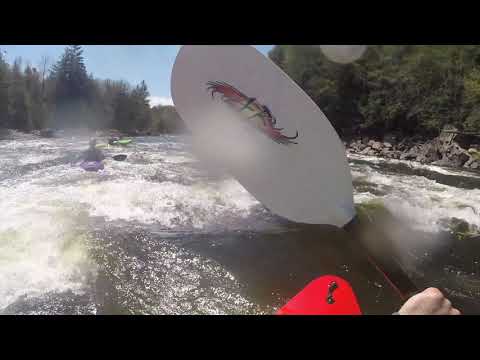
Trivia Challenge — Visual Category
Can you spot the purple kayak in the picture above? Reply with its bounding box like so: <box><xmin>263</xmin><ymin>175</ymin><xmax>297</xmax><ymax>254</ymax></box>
<box><xmin>80</xmin><ymin>161</ymin><xmax>104</xmax><ymax>172</ymax></box>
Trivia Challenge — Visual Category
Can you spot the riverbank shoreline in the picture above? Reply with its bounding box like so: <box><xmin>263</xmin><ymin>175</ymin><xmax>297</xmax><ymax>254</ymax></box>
<box><xmin>4</xmin><ymin>127</ymin><xmax>480</xmax><ymax>172</ymax></box>
<box><xmin>344</xmin><ymin>130</ymin><xmax>480</xmax><ymax>171</ymax></box>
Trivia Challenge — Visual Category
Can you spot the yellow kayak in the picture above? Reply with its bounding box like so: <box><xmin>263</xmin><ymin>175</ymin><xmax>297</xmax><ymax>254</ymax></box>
<box><xmin>95</xmin><ymin>144</ymin><xmax>109</xmax><ymax>149</ymax></box>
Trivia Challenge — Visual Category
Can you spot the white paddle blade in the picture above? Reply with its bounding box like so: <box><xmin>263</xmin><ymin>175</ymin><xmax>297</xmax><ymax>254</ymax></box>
<box><xmin>171</xmin><ymin>45</ymin><xmax>355</xmax><ymax>227</ymax></box>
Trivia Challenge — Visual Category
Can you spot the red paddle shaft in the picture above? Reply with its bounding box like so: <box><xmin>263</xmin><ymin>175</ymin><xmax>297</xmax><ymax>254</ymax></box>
<box><xmin>344</xmin><ymin>216</ymin><xmax>419</xmax><ymax>302</ymax></box>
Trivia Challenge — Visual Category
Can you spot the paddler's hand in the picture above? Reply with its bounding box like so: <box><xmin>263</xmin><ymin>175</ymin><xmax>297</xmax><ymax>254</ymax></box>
<box><xmin>397</xmin><ymin>288</ymin><xmax>461</xmax><ymax>315</ymax></box>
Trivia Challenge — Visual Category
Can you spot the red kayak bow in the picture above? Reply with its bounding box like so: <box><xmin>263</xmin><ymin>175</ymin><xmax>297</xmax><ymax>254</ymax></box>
<box><xmin>277</xmin><ymin>275</ymin><xmax>362</xmax><ymax>315</ymax></box>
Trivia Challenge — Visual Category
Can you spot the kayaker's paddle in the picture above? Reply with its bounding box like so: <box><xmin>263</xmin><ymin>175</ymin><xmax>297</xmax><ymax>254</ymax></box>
<box><xmin>171</xmin><ymin>45</ymin><xmax>419</xmax><ymax>304</ymax></box>
<box><xmin>276</xmin><ymin>275</ymin><xmax>362</xmax><ymax>315</ymax></box>
<box><xmin>71</xmin><ymin>155</ymin><xmax>126</xmax><ymax>167</ymax></box>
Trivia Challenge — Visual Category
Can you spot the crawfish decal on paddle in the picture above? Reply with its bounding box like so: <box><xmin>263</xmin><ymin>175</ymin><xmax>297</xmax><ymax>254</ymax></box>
<box><xmin>206</xmin><ymin>81</ymin><xmax>299</xmax><ymax>145</ymax></box>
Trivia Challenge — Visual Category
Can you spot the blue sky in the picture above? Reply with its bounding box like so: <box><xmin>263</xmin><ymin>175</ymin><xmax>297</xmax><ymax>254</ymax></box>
<box><xmin>0</xmin><ymin>45</ymin><xmax>274</xmax><ymax>106</ymax></box>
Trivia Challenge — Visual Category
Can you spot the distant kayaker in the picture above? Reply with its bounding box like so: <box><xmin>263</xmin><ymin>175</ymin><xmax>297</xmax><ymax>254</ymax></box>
<box><xmin>395</xmin><ymin>287</ymin><xmax>461</xmax><ymax>315</ymax></box>
<box><xmin>82</xmin><ymin>139</ymin><xmax>105</xmax><ymax>162</ymax></box>
<box><xmin>108</xmin><ymin>137</ymin><xmax>119</xmax><ymax>145</ymax></box>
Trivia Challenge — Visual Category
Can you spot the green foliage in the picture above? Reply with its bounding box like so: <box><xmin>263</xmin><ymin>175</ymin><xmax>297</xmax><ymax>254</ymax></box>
<box><xmin>6</xmin><ymin>44</ymin><xmax>480</xmax><ymax>137</ymax></box>
<box><xmin>0</xmin><ymin>46</ymin><xmax>185</xmax><ymax>133</ymax></box>
<box><xmin>112</xmin><ymin>81</ymin><xmax>134</xmax><ymax>132</ymax></box>
<box><xmin>269</xmin><ymin>45</ymin><xmax>480</xmax><ymax>138</ymax></box>
<box><xmin>151</xmin><ymin>105</ymin><xmax>185</xmax><ymax>133</ymax></box>
<box><xmin>50</xmin><ymin>45</ymin><xmax>94</xmax><ymax>128</ymax></box>
<box><xmin>130</xmin><ymin>80</ymin><xmax>151</xmax><ymax>131</ymax></box>
<box><xmin>0</xmin><ymin>50</ymin><xmax>11</xmax><ymax>128</ymax></box>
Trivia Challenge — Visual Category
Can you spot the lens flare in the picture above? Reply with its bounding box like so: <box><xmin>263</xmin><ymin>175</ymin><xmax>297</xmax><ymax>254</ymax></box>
<box><xmin>319</xmin><ymin>45</ymin><xmax>367</xmax><ymax>64</ymax></box>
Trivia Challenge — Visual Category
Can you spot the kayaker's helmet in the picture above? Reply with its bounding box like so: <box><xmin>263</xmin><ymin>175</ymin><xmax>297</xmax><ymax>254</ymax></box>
<box><xmin>89</xmin><ymin>138</ymin><xmax>97</xmax><ymax>148</ymax></box>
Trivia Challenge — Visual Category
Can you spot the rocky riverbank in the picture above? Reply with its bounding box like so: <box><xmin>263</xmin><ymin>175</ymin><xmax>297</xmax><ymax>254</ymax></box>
<box><xmin>346</xmin><ymin>128</ymin><xmax>480</xmax><ymax>170</ymax></box>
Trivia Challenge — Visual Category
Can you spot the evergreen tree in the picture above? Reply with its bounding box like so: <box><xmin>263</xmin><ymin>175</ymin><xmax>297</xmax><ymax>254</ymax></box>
<box><xmin>268</xmin><ymin>45</ymin><xmax>480</xmax><ymax>137</ymax></box>
<box><xmin>50</xmin><ymin>45</ymin><xmax>91</xmax><ymax>128</ymax></box>
<box><xmin>0</xmin><ymin>49</ymin><xmax>9</xmax><ymax>128</ymax></box>
<box><xmin>151</xmin><ymin>105</ymin><xmax>184</xmax><ymax>133</ymax></box>
<box><xmin>131</xmin><ymin>80</ymin><xmax>151</xmax><ymax>131</ymax></box>
<box><xmin>9</xmin><ymin>58</ymin><xmax>32</xmax><ymax>131</ymax></box>
<box><xmin>112</xmin><ymin>81</ymin><xmax>133</xmax><ymax>132</ymax></box>
<box><xmin>25</xmin><ymin>65</ymin><xmax>48</xmax><ymax>129</ymax></box>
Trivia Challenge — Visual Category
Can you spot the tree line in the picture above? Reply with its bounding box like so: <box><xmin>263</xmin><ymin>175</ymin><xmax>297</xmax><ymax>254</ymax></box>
<box><xmin>0</xmin><ymin>45</ymin><xmax>185</xmax><ymax>134</ymax></box>
<box><xmin>5</xmin><ymin>45</ymin><xmax>476</xmax><ymax>139</ymax></box>
<box><xmin>269</xmin><ymin>45</ymin><xmax>480</xmax><ymax>139</ymax></box>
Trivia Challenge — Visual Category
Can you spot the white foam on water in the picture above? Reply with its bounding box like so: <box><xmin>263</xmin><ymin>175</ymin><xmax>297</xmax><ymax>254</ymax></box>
<box><xmin>3</xmin><ymin>134</ymin><xmax>480</xmax><ymax>312</ymax></box>
<box><xmin>39</xmin><ymin>178</ymin><xmax>258</xmax><ymax>228</ymax></box>
<box><xmin>0</xmin><ymin>135</ymin><xmax>263</xmax><ymax>311</ymax></box>
<box><xmin>352</xmin><ymin>158</ymin><xmax>480</xmax><ymax>232</ymax></box>
<box><xmin>0</xmin><ymin>188</ymin><xmax>96</xmax><ymax>310</ymax></box>
<box><xmin>353</xmin><ymin>192</ymin><xmax>378</xmax><ymax>204</ymax></box>
<box><xmin>17</xmin><ymin>154</ymin><xmax>60</xmax><ymax>166</ymax></box>
<box><xmin>162</xmin><ymin>155</ymin><xmax>196</xmax><ymax>164</ymax></box>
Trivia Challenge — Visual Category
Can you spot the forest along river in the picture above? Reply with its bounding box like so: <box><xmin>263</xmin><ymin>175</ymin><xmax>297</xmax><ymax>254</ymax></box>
<box><xmin>1</xmin><ymin>134</ymin><xmax>480</xmax><ymax>314</ymax></box>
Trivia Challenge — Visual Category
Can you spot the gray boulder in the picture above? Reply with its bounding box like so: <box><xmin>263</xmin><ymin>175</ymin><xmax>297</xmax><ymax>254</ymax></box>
<box><xmin>360</xmin><ymin>146</ymin><xmax>372</xmax><ymax>155</ymax></box>
<box><xmin>463</xmin><ymin>157</ymin><xmax>475</xmax><ymax>168</ymax></box>
<box><xmin>372</xmin><ymin>141</ymin><xmax>383</xmax><ymax>150</ymax></box>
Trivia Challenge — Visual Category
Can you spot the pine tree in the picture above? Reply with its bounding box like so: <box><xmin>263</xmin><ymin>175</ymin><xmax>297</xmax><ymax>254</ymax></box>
<box><xmin>131</xmin><ymin>80</ymin><xmax>151</xmax><ymax>131</ymax></box>
<box><xmin>151</xmin><ymin>105</ymin><xmax>184</xmax><ymax>133</ymax></box>
<box><xmin>112</xmin><ymin>81</ymin><xmax>133</xmax><ymax>132</ymax></box>
<box><xmin>8</xmin><ymin>58</ymin><xmax>32</xmax><ymax>131</ymax></box>
<box><xmin>50</xmin><ymin>45</ymin><xmax>91</xmax><ymax>128</ymax></box>
<box><xmin>0</xmin><ymin>49</ymin><xmax>9</xmax><ymax>128</ymax></box>
<box><xmin>25</xmin><ymin>65</ymin><xmax>48</xmax><ymax>129</ymax></box>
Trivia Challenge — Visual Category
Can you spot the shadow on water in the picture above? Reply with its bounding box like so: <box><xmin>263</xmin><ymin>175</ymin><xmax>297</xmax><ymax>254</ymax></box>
<box><xmin>86</xmin><ymin>211</ymin><xmax>480</xmax><ymax>315</ymax></box>
<box><xmin>180</xmin><ymin>216</ymin><xmax>480</xmax><ymax>314</ymax></box>
<box><xmin>179</xmin><ymin>225</ymin><xmax>406</xmax><ymax>314</ymax></box>
<box><xmin>351</xmin><ymin>204</ymin><xmax>480</xmax><ymax>315</ymax></box>
<box><xmin>415</xmin><ymin>233</ymin><xmax>480</xmax><ymax>314</ymax></box>
<box><xmin>4</xmin><ymin>215</ymin><xmax>480</xmax><ymax>315</ymax></box>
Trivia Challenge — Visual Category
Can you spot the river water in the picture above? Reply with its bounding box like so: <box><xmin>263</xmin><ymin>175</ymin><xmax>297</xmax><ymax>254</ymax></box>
<box><xmin>1</xmin><ymin>134</ymin><xmax>480</xmax><ymax>314</ymax></box>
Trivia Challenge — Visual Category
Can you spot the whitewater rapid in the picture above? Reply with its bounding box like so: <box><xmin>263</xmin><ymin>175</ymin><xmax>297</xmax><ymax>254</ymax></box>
<box><xmin>1</xmin><ymin>135</ymin><xmax>479</xmax><ymax>314</ymax></box>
